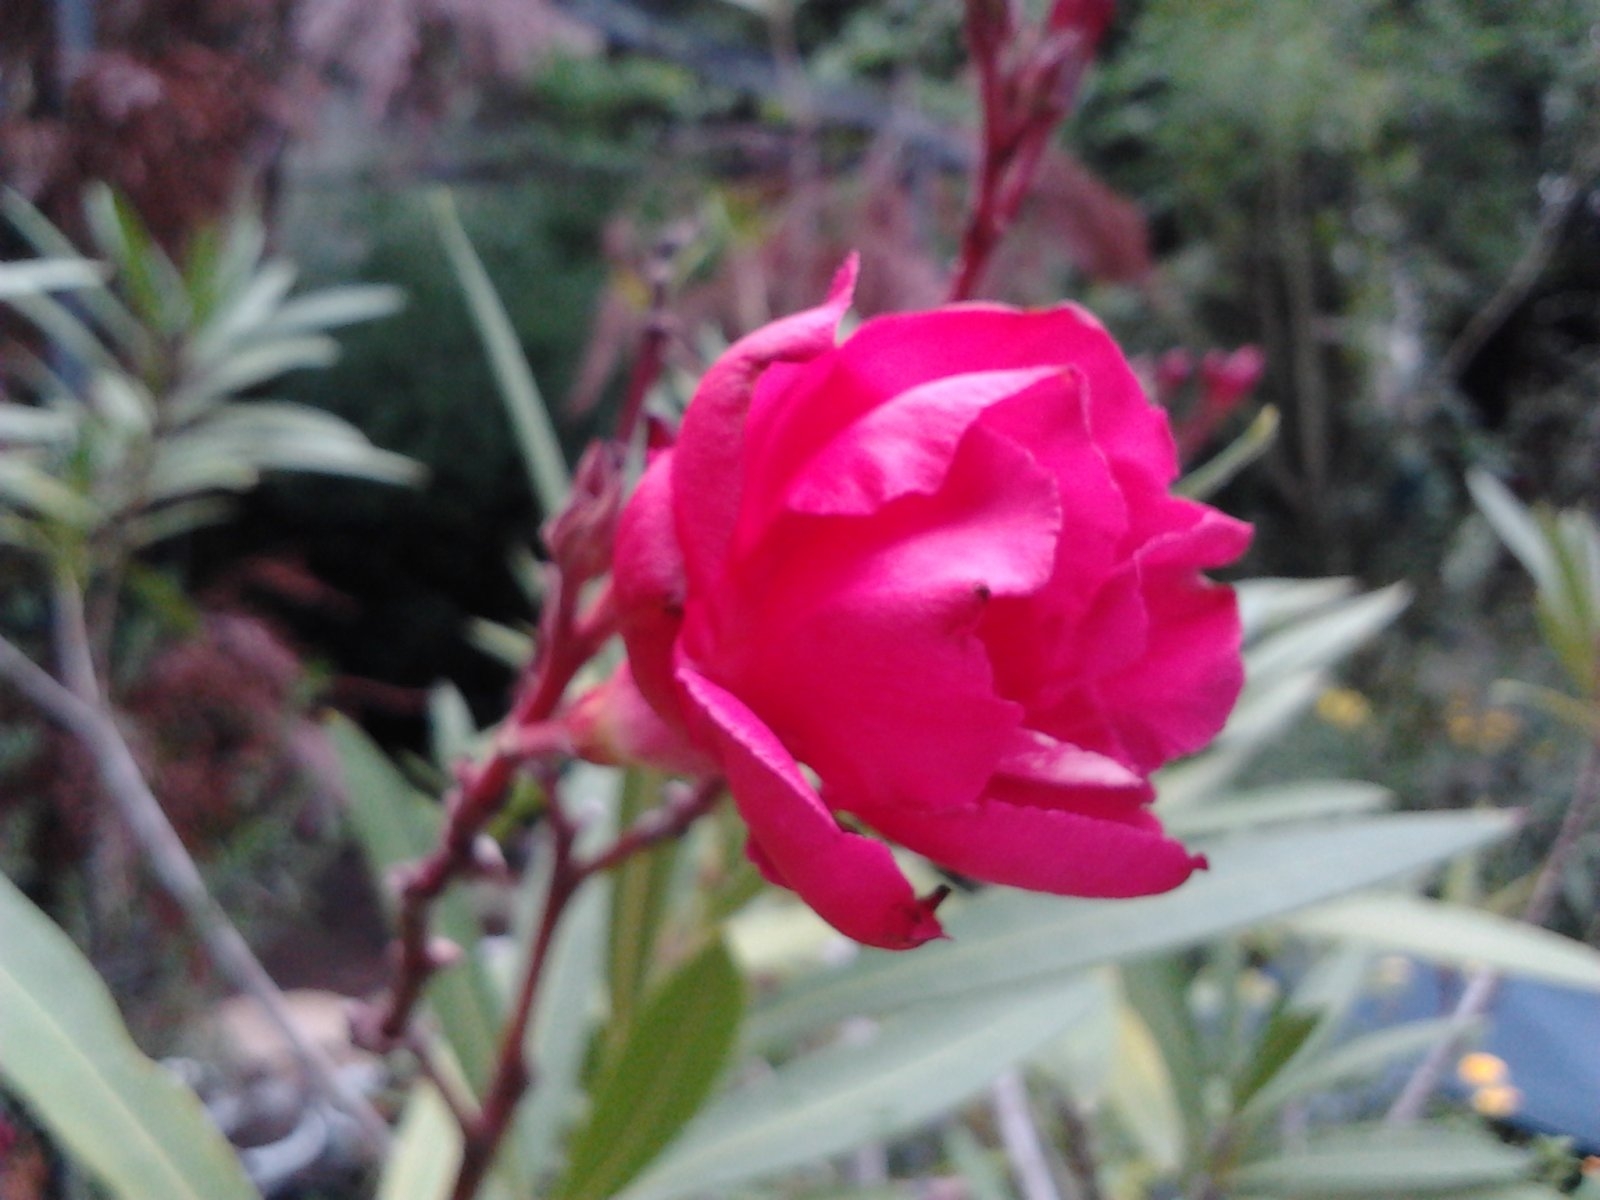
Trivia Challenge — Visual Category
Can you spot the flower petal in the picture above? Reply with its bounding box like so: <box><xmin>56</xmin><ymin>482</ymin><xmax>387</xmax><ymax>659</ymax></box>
<box><xmin>613</xmin><ymin>451</ymin><xmax>691</xmax><ymax>729</ymax></box>
<box><xmin>778</xmin><ymin>367</ymin><xmax>1062</xmax><ymax>519</ymax></box>
<box><xmin>674</xmin><ymin>257</ymin><xmax>858</xmax><ymax>598</ymax></box>
<box><xmin>1095</xmin><ymin>569</ymin><xmax>1246</xmax><ymax>771</ymax></box>
<box><xmin>563</xmin><ymin>662</ymin><xmax>717</xmax><ymax>777</ymax></box>
<box><xmin>708</xmin><ymin>422</ymin><xmax>1059</xmax><ymax>812</ymax></box>
<box><xmin>740</xmin><ymin>303</ymin><xmax>1177</xmax><ymax>528</ymax></box>
<box><xmin>676</xmin><ymin>661</ymin><xmax>944</xmax><ymax>949</ymax></box>
<box><xmin>855</xmin><ymin>792</ymin><xmax>1204</xmax><ymax>898</ymax></box>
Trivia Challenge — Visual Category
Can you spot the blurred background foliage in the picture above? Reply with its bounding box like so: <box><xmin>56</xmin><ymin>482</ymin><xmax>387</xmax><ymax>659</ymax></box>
<box><xmin>4</xmin><ymin>0</ymin><xmax>1600</xmax><ymax>1196</ymax></box>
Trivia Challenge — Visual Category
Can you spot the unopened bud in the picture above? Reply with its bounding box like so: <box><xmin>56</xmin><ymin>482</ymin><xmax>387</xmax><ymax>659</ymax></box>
<box><xmin>543</xmin><ymin>440</ymin><xmax>625</xmax><ymax>584</ymax></box>
<box><xmin>424</xmin><ymin>937</ymin><xmax>465</xmax><ymax>972</ymax></box>
<box><xmin>469</xmin><ymin>834</ymin><xmax>510</xmax><ymax>881</ymax></box>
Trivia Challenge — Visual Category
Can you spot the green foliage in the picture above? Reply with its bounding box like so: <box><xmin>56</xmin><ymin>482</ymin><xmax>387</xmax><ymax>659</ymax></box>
<box><xmin>0</xmin><ymin>189</ymin><xmax>418</xmax><ymax>565</ymax></box>
<box><xmin>555</xmin><ymin>937</ymin><xmax>745</xmax><ymax>1200</ymax></box>
<box><xmin>0</xmin><ymin>871</ymin><xmax>256</xmax><ymax>1200</ymax></box>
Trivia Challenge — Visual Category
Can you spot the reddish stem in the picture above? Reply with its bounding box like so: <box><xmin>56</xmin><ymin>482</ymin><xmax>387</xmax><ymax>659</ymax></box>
<box><xmin>446</xmin><ymin>777</ymin><xmax>725</xmax><ymax>1199</ymax></box>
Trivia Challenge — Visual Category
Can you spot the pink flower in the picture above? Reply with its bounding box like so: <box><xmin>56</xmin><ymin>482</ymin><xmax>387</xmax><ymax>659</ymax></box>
<box><xmin>589</xmin><ymin>258</ymin><xmax>1250</xmax><ymax>949</ymax></box>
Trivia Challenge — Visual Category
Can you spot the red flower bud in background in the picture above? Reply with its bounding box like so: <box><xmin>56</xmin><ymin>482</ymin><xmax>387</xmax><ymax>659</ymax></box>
<box><xmin>574</xmin><ymin>259</ymin><xmax>1250</xmax><ymax>949</ymax></box>
<box><xmin>543</xmin><ymin>440</ymin><xmax>626</xmax><ymax>586</ymax></box>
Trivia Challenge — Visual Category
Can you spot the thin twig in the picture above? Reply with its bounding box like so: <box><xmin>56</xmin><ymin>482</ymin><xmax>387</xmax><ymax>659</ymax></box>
<box><xmin>1387</xmin><ymin>740</ymin><xmax>1600</xmax><ymax>1123</ymax></box>
<box><xmin>991</xmin><ymin>1070</ymin><xmax>1068</xmax><ymax>1200</ymax></box>
<box><xmin>0</xmin><ymin>619</ymin><xmax>392</xmax><ymax>1153</ymax></box>
<box><xmin>362</xmin><ymin>570</ymin><xmax>611</xmax><ymax>1050</ymax></box>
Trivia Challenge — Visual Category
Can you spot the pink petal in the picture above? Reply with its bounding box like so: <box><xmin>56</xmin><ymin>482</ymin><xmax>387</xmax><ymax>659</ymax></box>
<box><xmin>613</xmin><ymin>452</ymin><xmax>691</xmax><ymax>730</ymax></box>
<box><xmin>677</xmin><ymin>661</ymin><xmax>944</xmax><ymax>949</ymax></box>
<box><xmin>563</xmin><ymin>662</ymin><xmax>717</xmax><ymax>777</ymax></box>
<box><xmin>673</xmin><ymin>257</ymin><xmax>858</xmax><ymax>599</ymax></box>
<box><xmin>776</xmin><ymin>366</ymin><xmax>1062</xmax><ymax>519</ymax></box>
<box><xmin>854</xmin><ymin>792</ymin><xmax>1204</xmax><ymax>898</ymax></box>
<box><xmin>739</xmin><ymin>305</ymin><xmax>1174</xmax><ymax>543</ymax></box>
<box><xmin>708</xmin><ymin>423</ymin><xmax>1058</xmax><ymax>812</ymax></box>
<box><xmin>1097</xmin><ymin>570</ymin><xmax>1246</xmax><ymax>771</ymax></box>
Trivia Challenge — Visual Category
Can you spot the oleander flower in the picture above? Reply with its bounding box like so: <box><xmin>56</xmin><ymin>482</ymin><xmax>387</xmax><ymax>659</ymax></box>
<box><xmin>581</xmin><ymin>258</ymin><xmax>1251</xmax><ymax>949</ymax></box>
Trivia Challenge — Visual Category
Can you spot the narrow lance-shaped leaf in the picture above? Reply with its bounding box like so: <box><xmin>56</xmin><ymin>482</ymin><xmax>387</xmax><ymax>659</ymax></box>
<box><xmin>749</xmin><ymin>810</ymin><xmax>1515</xmax><ymax>1048</ymax></box>
<box><xmin>1282</xmin><ymin>891</ymin><xmax>1600</xmax><ymax>991</ymax></box>
<box><xmin>619</xmin><ymin>973</ymin><xmax>1105</xmax><ymax>1200</ymax></box>
<box><xmin>1230</xmin><ymin>1122</ymin><xmax>1533</xmax><ymax>1196</ymax></box>
<box><xmin>429</xmin><ymin>188</ymin><xmax>571</xmax><ymax>516</ymax></box>
<box><xmin>555</xmin><ymin>937</ymin><xmax>747</xmax><ymax>1200</ymax></box>
<box><xmin>0</xmin><ymin>872</ymin><xmax>258</xmax><ymax>1200</ymax></box>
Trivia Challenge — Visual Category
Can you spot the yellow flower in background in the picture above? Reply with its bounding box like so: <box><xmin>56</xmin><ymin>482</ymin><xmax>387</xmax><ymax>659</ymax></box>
<box><xmin>1456</xmin><ymin>1051</ymin><xmax>1509</xmax><ymax>1087</ymax></box>
<box><xmin>1457</xmin><ymin>1052</ymin><xmax>1521</xmax><ymax>1117</ymax></box>
<box><xmin>1445</xmin><ymin>697</ymin><xmax>1521</xmax><ymax>752</ymax></box>
<box><xmin>1316</xmin><ymin>686</ymin><xmax>1372</xmax><ymax>730</ymax></box>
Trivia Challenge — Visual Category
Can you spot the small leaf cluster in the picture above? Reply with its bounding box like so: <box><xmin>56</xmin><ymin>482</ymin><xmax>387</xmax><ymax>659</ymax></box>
<box><xmin>0</xmin><ymin>188</ymin><xmax>421</xmax><ymax>575</ymax></box>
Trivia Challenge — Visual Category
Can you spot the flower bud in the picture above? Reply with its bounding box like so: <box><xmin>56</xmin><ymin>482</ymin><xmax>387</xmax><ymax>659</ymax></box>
<box><xmin>542</xmin><ymin>440</ymin><xmax>625</xmax><ymax>585</ymax></box>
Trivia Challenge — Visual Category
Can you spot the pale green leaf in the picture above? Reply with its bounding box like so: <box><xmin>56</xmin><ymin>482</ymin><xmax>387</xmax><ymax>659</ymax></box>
<box><xmin>1235</xmin><ymin>577</ymin><xmax>1358</xmax><ymax>639</ymax></box>
<box><xmin>173</xmin><ymin>335</ymin><xmax>340</xmax><ymax>414</ymax></box>
<box><xmin>1232</xmin><ymin>1123</ymin><xmax>1532</xmax><ymax>1196</ymax></box>
<box><xmin>619</xmin><ymin>974</ymin><xmax>1104</xmax><ymax>1200</ymax></box>
<box><xmin>1</xmin><ymin>192</ymin><xmax>148</xmax><ymax>353</ymax></box>
<box><xmin>0</xmin><ymin>402</ymin><xmax>76</xmax><ymax>444</ymax></box>
<box><xmin>1177</xmin><ymin>405</ymin><xmax>1279</xmax><ymax>500</ymax></box>
<box><xmin>1244</xmin><ymin>584</ymin><xmax>1410</xmax><ymax>689</ymax></box>
<box><xmin>264</xmin><ymin>284</ymin><xmax>406</xmax><ymax>335</ymax></box>
<box><xmin>1283</xmin><ymin>891</ymin><xmax>1600</xmax><ymax>990</ymax></box>
<box><xmin>557</xmin><ymin>939</ymin><xmax>746</xmax><ymax>1200</ymax></box>
<box><xmin>1237</xmin><ymin>1016</ymin><xmax>1475</xmax><ymax>1129</ymax></box>
<box><xmin>1162</xmin><ymin>781</ymin><xmax>1391</xmax><ymax>838</ymax></box>
<box><xmin>0</xmin><ymin>872</ymin><xmax>258</xmax><ymax>1200</ymax></box>
<box><xmin>0</xmin><ymin>256</ymin><xmax>106</xmax><ymax>299</ymax></box>
<box><xmin>430</xmin><ymin>189</ymin><xmax>570</xmax><ymax>515</ymax></box>
<box><xmin>1468</xmin><ymin>470</ymin><xmax>1558</xmax><ymax>595</ymax></box>
<box><xmin>189</xmin><ymin>261</ymin><xmax>297</xmax><ymax>362</ymax></box>
<box><xmin>0</xmin><ymin>456</ymin><xmax>98</xmax><ymax>525</ymax></box>
<box><xmin>377</xmin><ymin>1082</ymin><xmax>461</xmax><ymax>1200</ymax></box>
<box><xmin>749</xmin><ymin>811</ymin><xmax>1514</xmax><ymax>1048</ymax></box>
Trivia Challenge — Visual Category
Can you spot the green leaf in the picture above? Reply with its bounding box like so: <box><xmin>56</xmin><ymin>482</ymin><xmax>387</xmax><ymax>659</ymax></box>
<box><xmin>1231</xmin><ymin>1004</ymin><xmax>1321</xmax><ymax>1111</ymax></box>
<box><xmin>2</xmin><ymin>191</ymin><xmax>145</xmax><ymax>351</ymax></box>
<box><xmin>1121</xmin><ymin>958</ymin><xmax>1207</xmax><ymax>1161</ymax></box>
<box><xmin>511</xmin><ymin>763</ymin><xmax>618</xmax><ymax>1180</ymax></box>
<box><xmin>1235</xmin><ymin>577</ymin><xmax>1360</xmax><ymax>638</ymax></box>
<box><xmin>1282</xmin><ymin>891</ymin><xmax>1600</xmax><ymax>990</ymax></box>
<box><xmin>1162</xmin><ymin>781</ymin><xmax>1391</xmax><ymax>838</ymax></box>
<box><xmin>1177</xmin><ymin>405</ymin><xmax>1279</xmax><ymax>500</ymax></box>
<box><xmin>1243</xmin><ymin>583</ymin><xmax>1410</xmax><ymax>689</ymax></box>
<box><xmin>84</xmin><ymin>185</ymin><xmax>190</xmax><ymax>333</ymax></box>
<box><xmin>1231</xmin><ymin>1123</ymin><xmax>1532</xmax><ymax>1196</ymax></box>
<box><xmin>0</xmin><ymin>871</ymin><xmax>258</xmax><ymax>1200</ymax></box>
<box><xmin>155</xmin><ymin>402</ymin><xmax>422</xmax><ymax>491</ymax></box>
<box><xmin>556</xmin><ymin>938</ymin><xmax>747</xmax><ymax>1200</ymax></box>
<box><xmin>0</xmin><ymin>402</ymin><xmax>76</xmax><ymax>445</ymax></box>
<box><xmin>1236</xmin><ymin>1015</ymin><xmax>1475</xmax><ymax>1129</ymax></box>
<box><xmin>605</xmin><ymin>769</ymin><xmax>677</xmax><ymax>1051</ymax></box>
<box><xmin>175</xmin><ymin>335</ymin><xmax>341</xmax><ymax>411</ymax></box>
<box><xmin>188</xmin><ymin>260</ymin><xmax>298</xmax><ymax>363</ymax></box>
<box><xmin>618</xmin><ymin>973</ymin><xmax>1104</xmax><ymax>1200</ymax></box>
<box><xmin>263</xmin><ymin>284</ymin><xmax>406</xmax><ymax>335</ymax></box>
<box><xmin>0</xmin><ymin>256</ymin><xmax>106</xmax><ymax>299</ymax></box>
<box><xmin>378</xmin><ymin>1081</ymin><xmax>516</xmax><ymax>1200</ymax></box>
<box><xmin>377</xmin><ymin>1082</ymin><xmax>462</xmax><ymax>1200</ymax></box>
<box><xmin>429</xmin><ymin>188</ymin><xmax>570</xmax><ymax>516</ymax></box>
<box><xmin>749</xmin><ymin>811</ymin><xmax>1514</xmax><ymax>1048</ymax></box>
<box><xmin>1468</xmin><ymin>471</ymin><xmax>1558</xmax><ymax>596</ymax></box>
<box><xmin>0</xmin><ymin>456</ymin><xmax>98</xmax><ymax>526</ymax></box>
